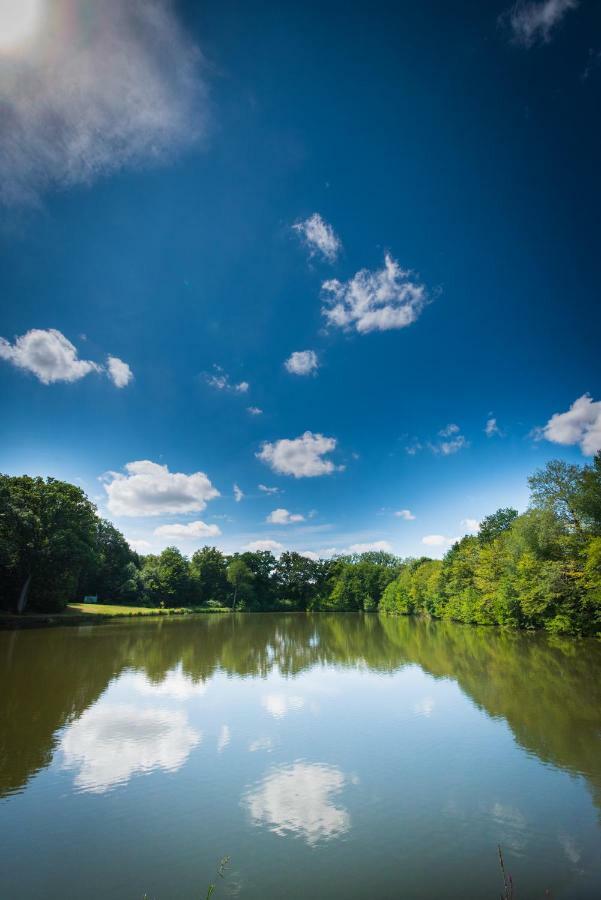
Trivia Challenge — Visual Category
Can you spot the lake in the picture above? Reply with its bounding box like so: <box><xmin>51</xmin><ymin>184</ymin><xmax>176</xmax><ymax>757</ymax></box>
<box><xmin>1</xmin><ymin>613</ymin><xmax>601</xmax><ymax>899</ymax></box>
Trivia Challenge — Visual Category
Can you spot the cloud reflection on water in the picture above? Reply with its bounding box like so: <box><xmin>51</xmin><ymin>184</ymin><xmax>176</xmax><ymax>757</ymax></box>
<box><xmin>244</xmin><ymin>762</ymin><xmax>351</xmax><ymax>844</ymax></box>
<box><xmin>61</xmin><ymin>703</ymin><xmax>201</xmax><ymax>793</ymax></box>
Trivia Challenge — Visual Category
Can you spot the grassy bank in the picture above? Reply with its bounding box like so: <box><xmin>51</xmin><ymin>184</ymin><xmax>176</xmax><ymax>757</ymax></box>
<box><xmin>0</xmin><ymin>603</ymin><xmax>231</xmax><ymax>630</ymax></box>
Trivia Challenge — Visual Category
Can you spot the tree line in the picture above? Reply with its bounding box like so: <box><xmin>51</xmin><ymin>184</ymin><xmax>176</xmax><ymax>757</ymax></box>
<box><xmin>0</xmin><ymin>454</ymin><xmax>599</xmax><ymax>634</ymax></box>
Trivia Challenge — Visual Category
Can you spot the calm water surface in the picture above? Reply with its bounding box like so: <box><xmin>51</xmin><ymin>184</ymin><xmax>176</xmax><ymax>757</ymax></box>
<box><xmin>1</xmin><ymin>613</ymin><xmax>601</xmax><ymax>899</ymax></box>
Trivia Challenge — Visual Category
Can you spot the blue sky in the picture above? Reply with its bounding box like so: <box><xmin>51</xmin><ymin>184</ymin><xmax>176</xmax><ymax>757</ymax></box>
<box><xmin>0</xmin><ymin>0</ymin><xmax>600</xmax><ymax>559</ymax></box>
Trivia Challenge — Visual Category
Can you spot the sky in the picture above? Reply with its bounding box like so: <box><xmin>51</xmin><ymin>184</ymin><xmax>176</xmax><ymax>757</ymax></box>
<box><xmin>0</xmin><ymin>0</ymin><xmax>600</xmax><ymax>560</ymax></box>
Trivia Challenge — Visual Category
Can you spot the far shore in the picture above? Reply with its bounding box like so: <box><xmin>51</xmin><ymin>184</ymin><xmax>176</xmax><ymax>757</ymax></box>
<box><xmin>0</xmin><ymin>603</ymin><xmax>232</xmax><ymax>630</ymax></box>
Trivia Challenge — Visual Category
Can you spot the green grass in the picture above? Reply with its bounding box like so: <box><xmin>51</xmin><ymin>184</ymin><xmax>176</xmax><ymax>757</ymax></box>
<box><xmin>67</xmin><ymin>603</ymin><xmax>200</xmax><ymax>617</ymax></box>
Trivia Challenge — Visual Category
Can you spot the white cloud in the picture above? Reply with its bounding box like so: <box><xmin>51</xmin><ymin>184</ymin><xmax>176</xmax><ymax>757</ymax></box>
<box><xmin>321</xmin><ymin>253</ymin><xmax>429</xmax><ymax>334</ymax></box>
<box><xmin>262</xmin><ymin>693</ymin><xmax>305</xmax><ymax>718</ymax></box>
<box><xmin>298</xmin><ymin>550</ymin><xmax>320</xmax><ymax>561</ymax></box>
<box><xmin>502</xmin><ymin>0</ymin><xmax>579</xmax><ymax>48</ymax></box>
<box><xmin>0</xmin><ymin>328</ymin><xmax>100</xmax><ymax>383</ymax></box>
<box><xmin>257</xmin><ymin>431</ymin><xmax>342</xmax><ymax>478</ymax></box>
<box><xmin>436</xmin><ymin>437</ymin><xmax>469</xmax><ymax>455</ymax></box>
<box><xmin>432</xmin><ymin>425</ymin><xmax>469</xmax><ymax>456</ymax></box>
<box><xmin>128</xmin><ymin>538</ymin><xmax>151</xmax><ymax>553</ymax></box>
<box><xmin>267</xmin><ymin>508</ymin><xmax>305</xmax><ymax>525</ymax></box>
<box><xmin>233</xmin><ymin>483</ymin><xmax>244</xmax><ymax>502</ymax></box>
<box><xmin>538</xmin><ymin>394</ymin><xmax>601</xmax><ymax>456</ymax></box>
<box><xmin>293</xmin><ymin>213</ymin><xmax>341</xmax><ymax>261</ymax></box>
<box><xmin>405</xmin><ymin>441</ymin><xmax>423</xmax><ymax>456</ymax></box>
<box><xmin>422</xmin><ymin>534</ymin><xmax>458</xmax><ymax>548</ymax></box>
<box><xmin>153</xmin><ymin>520</ymin><xmax>221</xmax><ymax>539</ymax></box>
<box><xmin>244</xmin><ymin>539</ymin><xmax>284</xmax><ymax>554</ymax></box>
<box><xmin>460</xmin><ymin>518</ymin><xmax>480</xmax><ymax>533</ymax></box>
<box><xmin>439</xmin><ymin>423</ymin><xmax>460</xmax><ymax>437</ymax></box>
<box><xmin>485</xmin><ymin>417</ymin><xmax>501</xmax><ymax>437</ymax></box>
<box><xmin>258</xmin><ymin>484</ymin><xmax>281</xmax><ymax>495</ymax></box>
<box><xmin>104</xmin><ymin>460</ymin><xmax>219</xmax><ymax>516</ymax></box>
<box><xmin>205</xmin><ymin>367</ymin><xmax>249</xmax><ymax>394</ymax></box>
<box><xmin>284</xmin><ymin>350</ymin><xmax>319</xmax><ymax>376</ymax></box>
<box><xmin>107</xmin><ymin>355</ymin><xmax>133</xmax><ymax>388</ymax></box>
<box><xmin>347</xmin><ymin>541</ymin><xmax>393</xmax><ymax>554</ymax></box>
<box><xmin>0</xmin><ymin>0</ymin><xmax>205</xmax><ymax>207</ymax></box>
<box><xmin>0</xmin><ymin>328</ymin><xmax>133</xmax><ymax>388</ymax></box>
<box><xmin>244</xmin><ymin>762</ymin><xmax>350</xmax><ymax>845</ymax></box>
<box><xmin>61</xmin><ymin>703</ymin><xmax>200</xmax><ymax>794</ymax></box>
<box><xmin>247</xmin><ymin>406</ymin><xmax>263</xmax><ymax>416</ymax></box>
<box><xmin>394</xmin><ymin>509</ymin><xmax>416</xmax><ymax>520</ymax></box>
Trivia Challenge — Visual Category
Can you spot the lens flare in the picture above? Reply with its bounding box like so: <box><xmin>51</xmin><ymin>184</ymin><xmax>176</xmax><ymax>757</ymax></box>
<box><xmin>0</xmin><ymin>0</ymin><xmax>43</xmax><ymax>51</ymax></box>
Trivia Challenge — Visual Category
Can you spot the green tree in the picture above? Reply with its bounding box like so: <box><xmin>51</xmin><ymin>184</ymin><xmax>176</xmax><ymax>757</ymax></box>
<box><xmin>80</xmin><ymin>518</ymin><xmax>139</xmax><ymax>602</ymax></box>
<box><xmin>575</xmin><ymin>453</ymin><xmax>601</xmax><ymax>534</ymax></box>
<box><xmin>275</xmin><ymin>551</ymin><xmax>318</xmax><ymax>609</ymax></box>
<box><xmin>528</xmin><ymin>460</ymin><xmax>584</xmax><ymax>534</ymax></box>
<box><xmin>141</xmin><ymin>547</ymin><xmax>191</xmax><ymax>607</ymax></box>
<box><xmin>0</xmin><ymin>475</ymin><xmax>98</xmax><ymax>613</ymax></box>
<box><xmin>478</xmin><ymin>508</ymin><xmax>518</xmax><ymax>545</ymax></box>
<box><xmin>190</xmin><ymin>546</ymin><xmax>229</xmax><ymax>606</ymax></box>
<box><xmin>226</xmin><ymin>557</ymin><xmax>253</xmax><ymax>610</ymax></box>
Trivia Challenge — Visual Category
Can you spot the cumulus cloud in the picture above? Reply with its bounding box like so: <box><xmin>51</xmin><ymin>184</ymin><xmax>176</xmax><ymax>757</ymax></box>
<box><xmin>107</xmin><ymin>355</ymin><xmax>133</xmax><ymax>388</ymax></box>
<box><xmin>153</xmin><ymin>520</ymin><xmax>221</xmax><ymax>539</ymax></box>
<box><xmin>0</xmin><ymin>328</ymin><xmax>100</xmax><ymax>383</ymax></box>
<box><xmin>244</xmin><ymin>762</ymin><xmax>350</xmax><ymax>845</ymax></box>
<box><xmin>537</xmin><ymin>393</ymin><xmax>601</xmax><ymax>456</ymax></box>
<box><xmin>321</xmin><ymin>253</ymin><xmax>429</xmax><ymax>334</ymax></box>
<box><xmin>502</xmin><ymin>0</ymin><xmax>579</xmax><ymax>48</ymax></box>
<box><xmin>0</xmin><ymin>328</ymin><xmax>133</xmax><ymax>387</ymax></box>
<box><xmin>267</xmin><ymin>508</ymin><xmax>305</xmax><ymax>525</ymax></box>
<box><xmin>104</xmin><ymin>460</ymin><xmax>219</xmax><ymax>516</ymax></box>
<box><xmin>293</xmin><ymin>213</ymin><xmax>341</xmax><ymax>262</ymax></box>
<box><xmin>347</xmin><ymin>541</ymin><xmax>393</xmax><ymax>554</ymax></box>
<box><xmin>247</xmin><ymin>406</ymin><xmax>263</xmax><ymax>416</ymax></box>
<box><xmin>284</xmin><ymin>350</ymin><xmax>319</xmax><ymax>376</ymax></box>
<box><xmin>128</xmin><ymin>538</ymin><xmax>152</xmax><ymax>553</ymax></box>
<box><xmin>394</xmin><ymin>509</ymin><xmax>416</xmax><ymax>520</ymax></box>
<box><xmin>298</xmin><ymin>550</ymin><xmax>320</xmax><ymax>561</ymax></box>
<box><xmin>422</xmin><ymin>534</ymin><xmax>458</xmax><ymax>548</ymax></box>
<box><xmin>485</xmin><ymin>417</ymin><xmax>502</xmax><ymax>437</ymax></box>
<box><xmin>0</xmin><ymin>0</ymin><xmax>206</xmax><ymax>208</ymax></box>
<box><xmin>233</xmin><ymin>483</ymin><xmax>244</xmax><ymax>502</ymax></box>
<box><xmin>205</xmin><ymin>367</ymin><xmax>249</xmax><ymax>393</ymax></box>
<box><xmin>258</xmin><ymin>484</ymin><xmax>281</xmax><ymax>495</ymax></box>
<box><xmin>257</xmin><ymin>431</ymin><xmax>342</xmax><ymax>478</ymax></box>
<box><xmin>461</xmin><ymin>518</ymin><xmax>480</xmax><ymax>533</ymax></box>
<box><xmin>244</xmin><ymin>539</ymin><xmax>284</xmax><ymax>554</ymax></box>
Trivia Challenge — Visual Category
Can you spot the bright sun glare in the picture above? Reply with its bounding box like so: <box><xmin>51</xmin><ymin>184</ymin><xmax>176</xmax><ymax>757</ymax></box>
<box><xmin>0</xmin><ymin>0</ymin><xmax>43</xmax><ymax>51</ymax></box>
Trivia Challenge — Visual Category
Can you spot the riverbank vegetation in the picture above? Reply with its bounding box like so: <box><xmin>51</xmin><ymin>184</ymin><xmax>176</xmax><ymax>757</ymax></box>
<box><xmin>0</xmin><ymin>455</ymin><xmax>599</xmax><ymax>634</ymax></box>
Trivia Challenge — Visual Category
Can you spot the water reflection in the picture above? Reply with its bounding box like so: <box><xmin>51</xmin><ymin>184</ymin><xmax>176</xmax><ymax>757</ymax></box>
<box><xmin>261</xmin><ymin>692</ymin><xmax>305</xmax><ymax>718</ymax></box>
<box><xmin>244</xmin><ymin>762</ymin><xmax>351</xmax><ymax>844</ymax></box>
<box><xmin>1</xmin><ymin>613</ymin><xmax>601</xmax><ymax>809</ymax></box>
<box><xmin>61</xmin><ymin>702</ymin><xmax>201</xmax><ymax>793</ymax></box>
<box><xmin>128</xmin><ymin>664</ymin><xmax>208</xmax><ymax>701</ymax></box>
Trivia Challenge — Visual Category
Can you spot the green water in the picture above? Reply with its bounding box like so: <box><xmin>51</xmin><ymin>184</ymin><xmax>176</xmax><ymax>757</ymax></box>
<box><xmin>1</xmin><ymin>613</ymin><xmax>600</xmax><ymax>899</ymax></box>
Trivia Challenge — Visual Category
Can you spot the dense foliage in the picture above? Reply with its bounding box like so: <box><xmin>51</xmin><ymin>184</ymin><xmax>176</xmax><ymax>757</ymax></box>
<box><xmin>1</xmin><ymin>455</ymin><xmax>600</xmax><ymax>634</ymax></box>
<box><xmin>380</xmin><ymin>456</ymin><xmax>601</xmax><ymax>635</ymax></box>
